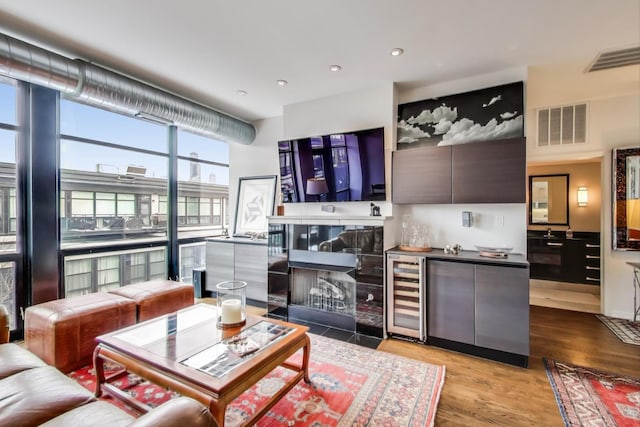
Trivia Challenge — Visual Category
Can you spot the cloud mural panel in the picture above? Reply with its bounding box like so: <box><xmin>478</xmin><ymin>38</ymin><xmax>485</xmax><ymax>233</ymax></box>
<box><xmin>397</xmin><ymin>81</ymin><xmax>524</xmax><ymax>149</ymax></box>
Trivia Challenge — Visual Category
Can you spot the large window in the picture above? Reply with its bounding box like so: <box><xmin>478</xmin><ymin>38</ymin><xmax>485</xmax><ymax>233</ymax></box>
<box><xmin>60</xmin><ymin>101</ymin><xmax>169</xmax><ymax>247</ymax></box>
<box><xmin>0</xmin><ymin>83</ymin><xmax>234</xmax><ymax>322</ymax></box>
<box><xmin>64</xmin><ymin>247</ymin><xmax>167</xmax><ymax>297</ymax></box>
<box><xmin>177</xmin><ymin>130</ymin><xmax>230</xmax><ymax>239</ymax></box>
<box><xmin>0</xmin><ymin>80</ymin><xmax>18</xmax><ymax>331</ymax></box>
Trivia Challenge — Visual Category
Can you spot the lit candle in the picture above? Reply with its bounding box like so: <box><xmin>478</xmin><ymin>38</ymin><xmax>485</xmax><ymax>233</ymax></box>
<box><xmin>220</xmin><ymin>299</ymin><xmax>242</xmax><ymax>324</ymax></box>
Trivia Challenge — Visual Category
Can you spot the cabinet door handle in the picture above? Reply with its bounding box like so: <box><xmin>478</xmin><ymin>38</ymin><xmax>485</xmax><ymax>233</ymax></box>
<box><xmin>366</xmin><ymin>293</ymin><xmax>374</xmax><ymax>302</ymax></box>
<box><xmin>586</xmin><ymin>255</ymin><xmax>600</xmax><ymax>259</ymax></box>
<box><xmin>586</xmin><ymin>277</ymin><xmax>600</xmax><ymax>282</ymax></box>
<box><xmin>585</xmin><ymin>244</ymin><xmax>600</xmax><ymax>248</ymax></box>
<box><xmin>586</xmin><ymin>266</ymin><xmax>600</xmax><ymax>270</ymax></box>
<box><xmin>547</xmin><ymin>242</ymin><xmax>563</xmax><ymax>247</ymax></box>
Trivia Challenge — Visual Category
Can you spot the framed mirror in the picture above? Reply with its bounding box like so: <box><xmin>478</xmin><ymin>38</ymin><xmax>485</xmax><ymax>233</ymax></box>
<box><xmin>613</xmin><ymin>146</ymin><xmax>640</xmax><ymax>251</ymax></box>
<box><xmin>529</xmin><ymin>174</ymin><xmax>569</xmax><ymax>225</ymax></box>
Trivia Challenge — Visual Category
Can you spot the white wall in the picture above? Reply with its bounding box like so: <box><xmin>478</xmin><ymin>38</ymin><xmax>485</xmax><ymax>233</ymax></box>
<box><xmin>233</xmin><ymin>62</ymin><xmax>640</xmax><ymax>319</ymax></box>
<box><xmin>229</xmin><ymin>83</ymin><xmax>396</xmax><ymax>230</ymax></box>
<box><xmin>228</xmin><ymin>116</ymin><xmax>282</xmax><ymax>234</ymax></box>
<box><xmin>234</xmin><ymin>68</ymin><xmax>529</xmax><ymax>253</ymax></box>
<box><xmin>526</xmin><ymin>62</ymin><xmax>640</xmax><ymax>319</ymax></box>
<box><xmin>398</xmin><ymin>204</ymin><xmax>527</xmax><ymax>254</ymax></box>
<box><xmin>282</xmin><ymin>83</ymin><xmax>396</xmax><ymax>219</ymax></box>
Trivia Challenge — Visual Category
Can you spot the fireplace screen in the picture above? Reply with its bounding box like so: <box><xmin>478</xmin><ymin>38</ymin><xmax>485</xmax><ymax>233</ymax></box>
<box><xmin>291</xmin><ymin>268</ymin><xmax>355</xmax><ymax>315</ymax></box>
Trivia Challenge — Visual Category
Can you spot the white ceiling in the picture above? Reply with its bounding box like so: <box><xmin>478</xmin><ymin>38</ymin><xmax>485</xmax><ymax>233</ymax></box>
<box><xmin>0</xmin><ymin>0</ymin><xmax>638</xmax><ymax>122</ymax></box>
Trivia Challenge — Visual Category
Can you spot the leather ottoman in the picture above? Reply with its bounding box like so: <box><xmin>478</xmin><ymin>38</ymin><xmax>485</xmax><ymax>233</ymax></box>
<box><xmin>108</xmin><ymin>280</ymin><xmax>194</xmax><ymax>322</ymax></box>
<box><xmin>25</xmin><ymin>292</ymin><xmax>136</xmax><ymax>373</ymax></box>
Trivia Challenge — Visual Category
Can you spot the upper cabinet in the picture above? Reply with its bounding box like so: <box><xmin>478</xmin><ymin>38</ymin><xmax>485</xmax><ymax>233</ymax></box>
<box><xmin>452</xmin><ymin>137</ymin><xmax>526</xmax><ymax>203</ymax></box>
<box><xmin>392</xmin><ymin>145</ymin><xmax>452</xmax><ymax>204</ymax></box>
<box><xmin>392</xmin><ymin>137</ymin><xmax>526</xmax><ymax>204</ymax></box>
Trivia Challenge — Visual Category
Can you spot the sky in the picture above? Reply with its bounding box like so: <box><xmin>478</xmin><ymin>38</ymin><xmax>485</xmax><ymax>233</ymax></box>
<box><xmin>0</xmin><ymin>82</ymin><xmax>230</xmax><ymax>185</ymax></box>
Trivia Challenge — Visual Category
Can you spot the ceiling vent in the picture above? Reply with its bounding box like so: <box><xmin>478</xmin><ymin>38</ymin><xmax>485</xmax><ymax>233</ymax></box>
<box><xmin>586</xmin><ymin>45</ymin><xmax>640</xmax><ymax>72</ymax></box>
<box><xmin>537</xmin><ymin>103</ymin><xmax>587</xmax><ymax>147</ymax></box>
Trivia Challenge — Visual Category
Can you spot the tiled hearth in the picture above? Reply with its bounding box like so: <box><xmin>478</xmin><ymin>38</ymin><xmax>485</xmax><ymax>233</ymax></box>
<box><xmin>288</xmin><ymin>319</ymin><xmax>382</xmax><ymax>349</ymax></box>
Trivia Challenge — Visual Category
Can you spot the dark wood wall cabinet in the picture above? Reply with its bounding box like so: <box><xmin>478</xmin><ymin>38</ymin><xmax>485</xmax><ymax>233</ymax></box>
<box><xmin>387</xmin><ymin>248</ymin><xmax>530</xmax><ymax>367</ymax></box>
<box><xmin>527</xmin><ymin>231</ymin><xmax>600</xmax><ymax>285</ymax></box>
<box><xmin>392</xmin><ymin>146</ymin><xmax>452</xmax><ymax>204</ymax></box>
<box><xmin>392</xmin><ymin>137</ymin><xmax>526</xmax><ymax>204</ymax></box>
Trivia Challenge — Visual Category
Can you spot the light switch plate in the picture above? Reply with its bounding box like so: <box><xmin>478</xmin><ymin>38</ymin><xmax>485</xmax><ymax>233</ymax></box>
<box><xmin>462</xmin><ymin>211</ymin><xmax>473</xmax><ymax>227</ymax></box>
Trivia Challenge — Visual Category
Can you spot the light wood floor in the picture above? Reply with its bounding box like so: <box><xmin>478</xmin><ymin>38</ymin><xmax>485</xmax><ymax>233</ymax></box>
<box><xmin>202</xmin><ymin>299</ymin><xmax>638</xmax><ymax>425</ymax></box>
<box><xmin>378</xmin><ymin>305</ymin><xmax>639</xmax><ymax>426</ymax></box>
<box><xmin>529</xmin><ymin>279</ymin><xmax>601</xmax><ymax>314</ymax></box>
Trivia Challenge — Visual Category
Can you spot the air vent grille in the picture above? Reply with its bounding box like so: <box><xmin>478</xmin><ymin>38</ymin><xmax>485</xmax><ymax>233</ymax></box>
<box><xmin>537</xmin><ymin>103</ymin><xmax>587</xmax><ymax>147</ymax></box>
<box><xmin>587</xmin><ymin>46</ymin><xmax>640</xmax><ymax>72</ymax></box>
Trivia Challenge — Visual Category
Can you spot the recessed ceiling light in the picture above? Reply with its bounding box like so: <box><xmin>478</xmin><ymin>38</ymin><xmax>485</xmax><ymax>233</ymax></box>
<box><xmin>277</xmin><ymin>79</ymin><xmax>288</xmax><ymax>86</ymax></box>
<box><xmin>237</xmin><ymin>90</ymin><xmax>247</xmax><ymax>96</ymax></box>
<box><xmin>330</xmin><ymin>64</ymin><xmax>342</xmax><ymax>72</ymax></box>
<box><xmin>390</xmin><ymin>48</ymin><xmax>404</xmax><ymax>57</ymax></box>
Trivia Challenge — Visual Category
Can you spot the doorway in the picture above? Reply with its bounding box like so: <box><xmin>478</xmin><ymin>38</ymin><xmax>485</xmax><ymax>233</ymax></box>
<box><xmin>526</xmin><ymin>158</ymin><xmax>603</xmax><ymax>313</ymax></box>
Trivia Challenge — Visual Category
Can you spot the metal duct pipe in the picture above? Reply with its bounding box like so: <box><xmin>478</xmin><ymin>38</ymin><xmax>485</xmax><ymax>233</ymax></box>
<box><xmin>0</xmin><ymin>32</ymin><xmax>256</xmax><ymax>145</ymax></box>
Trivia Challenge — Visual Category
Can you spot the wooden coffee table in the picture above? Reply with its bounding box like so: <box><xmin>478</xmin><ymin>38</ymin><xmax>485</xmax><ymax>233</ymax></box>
<box><xmin>93</xmin><ymin>304</ymin><xmax>310</xmax><ymax>427</ymax></box>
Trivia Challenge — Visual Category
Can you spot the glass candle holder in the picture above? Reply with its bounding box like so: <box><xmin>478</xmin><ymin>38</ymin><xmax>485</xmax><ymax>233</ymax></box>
<box><xmin>216</xmin><ymin>280</ymin><xmax>247</xmax><ymax>329</ymax></box>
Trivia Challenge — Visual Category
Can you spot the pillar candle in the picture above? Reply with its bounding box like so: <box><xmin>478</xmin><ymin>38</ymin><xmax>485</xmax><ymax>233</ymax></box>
<box><xmin>220</xmin><ymin>299</ymin><xmax>242</xmax><ymax>324</ymax></box>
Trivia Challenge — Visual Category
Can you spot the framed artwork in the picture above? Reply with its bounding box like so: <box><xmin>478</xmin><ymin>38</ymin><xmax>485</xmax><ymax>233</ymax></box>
<box><xmin>613</xmin><ymin>146</ymin><xmax>640</xmax><ymax>251</ymax></box>
<box><xmin>397</xmin><ymin>81</ymin><xmax>524</xmax><ymax>150</ymax></box>
<box><xmin>233</xmin><ymin>175</ymin><xmax>277</xmax><ymax>237</ymax></box>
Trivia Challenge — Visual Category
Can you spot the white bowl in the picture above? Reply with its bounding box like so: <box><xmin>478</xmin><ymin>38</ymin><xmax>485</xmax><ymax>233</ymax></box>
<box><xmin>475</xmin><ymin>245</ymin><xmax>513</xmax><ymax>254</ymax></box>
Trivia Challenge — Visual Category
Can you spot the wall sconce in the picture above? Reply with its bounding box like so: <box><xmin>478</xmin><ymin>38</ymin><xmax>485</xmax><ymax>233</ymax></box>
<box><xmin>577</xmin><ymin>186</ymin><xmax>588</xmax><ymax>207</ymax></box>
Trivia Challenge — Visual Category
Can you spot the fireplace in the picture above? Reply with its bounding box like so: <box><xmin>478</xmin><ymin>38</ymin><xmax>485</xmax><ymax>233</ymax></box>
<box><xmin>286</xmin><ymin>246</ymin><xmax>358</xmax><ymax>330</ymax></box>
<box><xmin>267</xmin><ymin>219</ymin><xmax>385</xmax><ymax>336</ymax></box>
<box><xmin>288</xmin><ymin>266</ymin><xmax>357</xmax><ymax>330</ymax></box>
<box><xmin>291</xmin><ymin>268</ymin><xmax>355</xmax><ymax>315</ymax></box>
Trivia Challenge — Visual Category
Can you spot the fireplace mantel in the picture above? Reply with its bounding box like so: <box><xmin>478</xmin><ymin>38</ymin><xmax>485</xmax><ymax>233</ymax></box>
<box><xmin>268</xmin><ymin>215</ymin><xmax>390</xmax><ymax>226</ymax></box>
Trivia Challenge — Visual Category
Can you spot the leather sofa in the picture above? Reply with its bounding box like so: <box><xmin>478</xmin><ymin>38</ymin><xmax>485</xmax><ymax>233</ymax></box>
<box><xmin>0</xmin><ymin>307</ymin><xmax>216</xmax><ymax>427</ymax></box>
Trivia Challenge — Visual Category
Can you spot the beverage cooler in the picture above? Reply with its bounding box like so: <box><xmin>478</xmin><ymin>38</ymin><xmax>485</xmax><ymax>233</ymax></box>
<box><xmin>386</xmin><ymin>253</ymin><xmax>426</xmax><ymax>341</ymax></box>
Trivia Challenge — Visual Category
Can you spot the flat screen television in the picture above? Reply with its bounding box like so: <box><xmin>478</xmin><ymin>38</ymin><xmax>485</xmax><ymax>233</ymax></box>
<box><xmin>278</xmin><ymin>127</ymin><xmax>386</xmax><ymax>203</ymax></box>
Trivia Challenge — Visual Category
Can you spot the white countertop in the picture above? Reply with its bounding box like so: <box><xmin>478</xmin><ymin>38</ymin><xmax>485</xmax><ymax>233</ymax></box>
<box><xmin>267</xmin><ymin>215</ymin><xmax>390</xmax><ymax>225</ymax></box>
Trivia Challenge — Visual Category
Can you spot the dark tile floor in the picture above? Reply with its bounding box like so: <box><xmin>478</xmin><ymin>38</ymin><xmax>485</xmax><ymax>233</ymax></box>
<box><xmin>287</xmin><ymin>319</ymin><xmax>382</xmax><ymax>350</ymax></box>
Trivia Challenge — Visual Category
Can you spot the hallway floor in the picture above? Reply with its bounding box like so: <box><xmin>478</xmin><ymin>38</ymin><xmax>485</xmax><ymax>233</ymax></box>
<box><xmin>529</xmin><ymin>279</ymin><xmax>600</xmax><ymax>314</ymax></box>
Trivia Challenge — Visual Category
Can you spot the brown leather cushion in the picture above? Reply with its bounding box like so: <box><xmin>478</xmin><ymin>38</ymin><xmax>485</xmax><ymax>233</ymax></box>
<box><xmin>0</xmin><ymin>304</ymin><xmax>9</xmax><ymax>344</ymax></box>
<box><xmin>0</xmin><ymin>365</ymin><xmax>96</xmax><ymax>426</ymax></box>
<box><xmin>39</xmin><ymin>401</ymin><xmax>134</xmax><ymax>427</ymax></box>
<box><xmin>25</xmin><ymin>293</ymin><xmax>137</xmax><ymax>373</ymax></box>
<box><xmin>0</xmin><ymin>343</ymin><xmax>47</xmax><ymax>379</ymax></box>
<box><xmin>132</xmin><ymin>397</ymin><xmax>217</xmax><ymax>427</ymax></box>
<box><xmin>109</xmin><ymin>280</ymin><xmax>194</xmax><ymax>322</ymax></box>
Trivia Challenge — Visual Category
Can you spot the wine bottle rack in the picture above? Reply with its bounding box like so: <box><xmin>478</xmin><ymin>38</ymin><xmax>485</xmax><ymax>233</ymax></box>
<box><xmin>386</xmin><ymin>253</ymin><xmax>425</xmax><ymax>341</ymax></box>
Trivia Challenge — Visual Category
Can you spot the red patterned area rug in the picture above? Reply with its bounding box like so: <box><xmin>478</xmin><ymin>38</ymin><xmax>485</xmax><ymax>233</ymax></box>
<box><xmin>544</xmin><ymin>358</ymin><xmax>640</xmax><ymax>426</ymax></box>
<box><xmin>70</xmin><ymin>334</ymin><xmax>445</xmax><ymax>426</ymax></box>
<box><xmin>596</xmin><ymin>315</ymin><xmax>640</xmax><ymax>345</ymax></box>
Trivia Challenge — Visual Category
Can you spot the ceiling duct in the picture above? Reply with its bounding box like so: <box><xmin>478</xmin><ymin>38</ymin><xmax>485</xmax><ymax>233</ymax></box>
<box><xmin>0</xmin><ymin>32</ymin><xmax>255</xmax><ymax>145</ymax></box>
<box><xmin>586</xmin><ymin>45</ymin><xmax>640</xmax><ymax>72</ymax></box>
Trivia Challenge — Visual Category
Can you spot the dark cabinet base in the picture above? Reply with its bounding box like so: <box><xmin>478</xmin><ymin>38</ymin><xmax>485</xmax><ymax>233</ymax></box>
<box><xmin>288</xmin><ymin>305</ymin><xmax>356</xmax><ymax>332</ymax></box>
<box><xmin>527</xmin><ymin>231</ymin><xmax>600</xmax><ymax>285</ymax></box>
<box><xmin>428</xmin><ymin>336</ymin><xmax>529</xmax><ymax>368</ymax></box>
